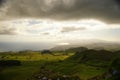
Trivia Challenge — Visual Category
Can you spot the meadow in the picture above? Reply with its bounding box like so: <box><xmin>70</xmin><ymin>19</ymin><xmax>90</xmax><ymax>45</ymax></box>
<box><xmin>0</xmin><ymin>51</ymin><xmax>70</xmax><ymax>80</ymax></box>
<box><xmin>0</xmin><ymin>50</ymin><xmax>119</xmax><ymax>80</ymax></box>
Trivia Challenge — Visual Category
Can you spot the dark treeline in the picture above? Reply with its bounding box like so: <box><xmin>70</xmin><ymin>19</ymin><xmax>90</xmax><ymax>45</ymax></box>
<box><xmin>0</xmin><ymin>60</ymin><xmax>21</xmax><ymax>67</ymax></box>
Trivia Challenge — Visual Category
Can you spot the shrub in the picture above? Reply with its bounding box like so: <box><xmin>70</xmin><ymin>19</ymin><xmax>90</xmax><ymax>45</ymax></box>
<box><xmin>0</xmin><ymin>60</ymin><xmax>21</xmax><ymax>67</ymax></box>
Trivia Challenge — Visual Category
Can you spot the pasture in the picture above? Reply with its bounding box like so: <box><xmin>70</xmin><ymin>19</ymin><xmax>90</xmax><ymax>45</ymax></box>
<box><xmin>0</xmin><ymin>51</ymin><xmax>115</xmax><ymax>80</ymax></box>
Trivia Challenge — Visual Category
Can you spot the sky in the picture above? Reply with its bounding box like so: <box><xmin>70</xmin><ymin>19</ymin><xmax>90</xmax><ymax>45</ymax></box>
<box><xmin>0</xmin><ymin>0</ymin><xmax>120</xmax><ymax>51</ymax></box>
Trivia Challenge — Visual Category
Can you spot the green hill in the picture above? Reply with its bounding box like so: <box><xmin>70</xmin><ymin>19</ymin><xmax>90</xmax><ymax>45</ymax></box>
<box><xmin>67</xmin><ymin>49</ymin><xmax>120</xmax><ymax>67</ymax></box>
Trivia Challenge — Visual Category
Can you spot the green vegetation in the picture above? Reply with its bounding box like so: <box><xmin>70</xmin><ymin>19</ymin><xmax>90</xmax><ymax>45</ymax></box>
<box><xmin>0</xmin><ymin>49</ymin><xmax>120</xmax><ymax>80</ymax></box>
<box><xmin>0</xmin><ymin>52</ymin><xmax>69</xmax><ymax>80</ymax></box>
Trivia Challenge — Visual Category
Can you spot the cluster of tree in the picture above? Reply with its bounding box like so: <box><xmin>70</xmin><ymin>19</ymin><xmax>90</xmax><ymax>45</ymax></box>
<box><xmin>41</xmin><ymin>50</ymin><xmax>52</xmax><ymax>55</ymax></box>
<box><xmin>0</xmin><ymin>60</ymin><xmax>21</xmax><ymax>67</ymax></box>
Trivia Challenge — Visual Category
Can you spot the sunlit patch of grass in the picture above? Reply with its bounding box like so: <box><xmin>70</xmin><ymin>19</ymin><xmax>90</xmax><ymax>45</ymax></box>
<box><xmin>0</xmin><ymin>52</ymin><xmax>70</xmax><ymax>80</ymax></box>
<box><xmin>0</xmin><ymin>52</ymin><xmax>69</xmax><ymax>61</ymax></box>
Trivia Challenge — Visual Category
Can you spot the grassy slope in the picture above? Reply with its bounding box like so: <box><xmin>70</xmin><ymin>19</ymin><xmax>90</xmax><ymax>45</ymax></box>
<box><xmin>0</xmin><ymin>51</ymin><xmax>113</xmax><ymax>80</ymax></box>
<box><xmin>45</xmin><ymin>61</ymin><xmax>105</xmax><ymax>80</ymax></box>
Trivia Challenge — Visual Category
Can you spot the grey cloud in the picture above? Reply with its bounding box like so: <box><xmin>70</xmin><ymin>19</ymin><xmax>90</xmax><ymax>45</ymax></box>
<box><xmin>0</xmin><ymin>0</ymin><xmax>6</xmax><ymax>6</ymax></box>
<box><xmin>0</xmin><ymin>26</ymin><xmax>17</xmax><ymax>35</ymax></box>
<box><xmin>0</xmin><ymin>0</ymin><xmax>120</xmax><ymax>23</ymax></box>
<box><xmin>115</xmin><ymin>0</ymin><xmax>120</xmax><ymax>5</ymax></box>
<box><xmin>61</xmin><ymin>27</ymin><xmax>86</xmax><ymax>33</ymax></box>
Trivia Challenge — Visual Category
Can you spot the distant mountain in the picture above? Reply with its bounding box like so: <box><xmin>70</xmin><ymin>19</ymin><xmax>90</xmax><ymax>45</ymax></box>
<box><xmin>51</xmin><ymin>39</ymin><xmax>120</xmax><ymax>51</ymax></box>
<box><xmin>65</xmin><ymin>47</ymin><xmax>88</xmax><ymax>53</ymax></box>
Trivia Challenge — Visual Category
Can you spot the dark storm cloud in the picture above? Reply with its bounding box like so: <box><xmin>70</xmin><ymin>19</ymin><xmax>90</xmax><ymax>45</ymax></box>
<box><xmin>115</xmin><ymin>0</ymin><xmax>120</xmax><ymax>5</ymax></box>
<box><xmin>0</xmin><ymin>0</ymin><xmax>120</xmax><ymax>23</ymax></box>
<box><xmin>0</xmin><ymin>0</ymin><xmax>6</xmax><ymax>6</ymax></box>
<box><xmin>61</xmin><ymin>27</ymin><xmax>86</xmax><ymax>33</ymax></box>
<box><xmin>0</xmin><ymin>26</ymin><xmax>17</xmax><ymax>35</ymax></box>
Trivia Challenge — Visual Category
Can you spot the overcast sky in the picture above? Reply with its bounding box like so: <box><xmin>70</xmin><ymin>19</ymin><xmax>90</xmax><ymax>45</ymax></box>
<box><xmin>0</xmin><ymin>0</ymin><xmax>120</xmax><ymax>51</ymax></box>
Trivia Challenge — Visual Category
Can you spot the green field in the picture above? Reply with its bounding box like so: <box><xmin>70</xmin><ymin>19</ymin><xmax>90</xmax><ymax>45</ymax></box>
<box><xmin>0</xmin><ymin>50</ymin><xmax>119</xmax><ymax>80</ymax></box>
<box><xmin>0</xmin><ymin>52</ymin><xmax>69</xmax><ymax>80</ymax></box>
